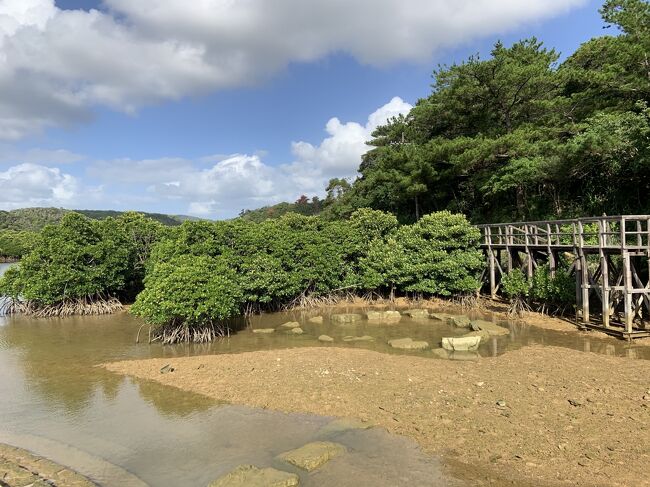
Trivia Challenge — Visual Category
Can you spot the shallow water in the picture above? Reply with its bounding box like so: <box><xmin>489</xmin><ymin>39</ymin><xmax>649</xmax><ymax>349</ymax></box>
<box><xmin>1</xmin><ymin>261</ymin><xmax>649</xmax><ymax>486</ymax></box>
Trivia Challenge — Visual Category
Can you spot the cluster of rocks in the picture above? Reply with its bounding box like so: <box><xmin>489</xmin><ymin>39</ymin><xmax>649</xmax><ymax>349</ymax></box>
<box><xmin>208</xmin><ymin>418</ymin><xmax>375</xmax><ymax>486</ymax></box>
<box><xmin>209</xmin><ymin>440</ymin><xmax>347</xmax><ymax>487</ymax></box>
<box><xmin>250</xmin><ymin>309</ymin><xmax>509</xmax><ymax>359</ymax></box>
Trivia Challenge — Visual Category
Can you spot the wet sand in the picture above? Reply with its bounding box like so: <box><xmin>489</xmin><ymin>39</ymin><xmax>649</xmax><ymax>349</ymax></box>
<box><xmin>104</xmin><ymin>345</ymin><xmax>650</xmax><ymax>487</ymax></box>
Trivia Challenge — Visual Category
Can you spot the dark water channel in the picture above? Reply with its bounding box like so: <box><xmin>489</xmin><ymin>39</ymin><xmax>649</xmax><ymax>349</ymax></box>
<box><xmin>1</xmin><ymin>263</ymin><xmax>648</xmax><ymax>487</ymax></box>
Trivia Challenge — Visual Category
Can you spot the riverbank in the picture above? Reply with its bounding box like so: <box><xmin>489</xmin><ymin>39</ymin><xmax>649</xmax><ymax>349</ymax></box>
<box><xmin>104</xmin><ymin>345</ymin><xmax>650</xmax><ymax>487</ymax></box>
<box><xmin>0</xmin><ymin>443</ymin><xmax>95</xmax><ymax>487</ymax></box>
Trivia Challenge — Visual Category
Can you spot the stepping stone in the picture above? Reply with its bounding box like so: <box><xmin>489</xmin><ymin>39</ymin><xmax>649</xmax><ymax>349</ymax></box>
<box><xmin>290</xmin><ymin>327</ymin><xmax>304</xmax><ymax>335</ymax></box>
<box><xmin>209</xmin><ymin>464</ymin><xmax>299</xmax><ymax>487</ymax></box>
<box><xmin>342</xmin><ymin>335</ymin><xmax>375</xmax><ymax>342</ymax></box>
<box><xmin>318</xmin><ymin>418</ymin><xmax>374</xmax><ymax>436</ymax></box>
<box><xmin>278</xmin><ymin>441</ymin><xmax>346</xmax><ymax>472</ymax></box>
<box><xmin>308</xmin><ymin>316</ymin><xmax>324</xmax><ymax>324</ymax></box>
<box><xmin>441</xmin><ymin>335</ymin><xmax>481</xmax><ymax>352</ymax></box>
<box><xmin>388</xmin><ymin>337</ymin><xmax>429</xmax><ymax>350</ymax></box>
<box><xmin>463</xmin><ymin>330</ymin><xmax>491</xmax><ymax>343</ymax></box>
<box><xmin>318</xmin><ymin>335</ymin><xmax>334</xmax><ymax>342</ymax></box>
<box><xmin>366</xmin><ymin>310</ymin><xmax>401</xmax><ymax>321</ymax></box>
<box><xmin>330</xmin><ymin>313</ymin><xmax>362</xmax><ymax>324</ymax></box>
<box><xmin>279</xmin><ymin>321</ymin><xmax>301</xmax><ymax>329</ymax></box>
<box><xmin>470</xmin><ymin>319</ymin><xmax>510</xmax><ymax>336</ymax></box>
<box><xmin>402</xmin><ymin>309</ymin><xmax>430</xmax><ymax>318</ymax></box>
<box><xmin>253</xmin><ymin>328</ymin><xmax>275</xmax><ymax>334</ymax></box>
<box><xmin>448</xmin><ymin>315</ymin><xmax>471</xmax><ymax>328</ymax></box>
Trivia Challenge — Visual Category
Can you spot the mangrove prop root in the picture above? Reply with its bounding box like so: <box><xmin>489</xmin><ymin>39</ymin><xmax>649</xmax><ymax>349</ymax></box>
<box><xmin>0</xmin><ymin>296</ymin><xmax>123</xmax><ymax>317</ymax></box>
<box><xmin>152</xmin><ymin>323</ymin><xmax>230</xmax><ymax>345</ymax></box>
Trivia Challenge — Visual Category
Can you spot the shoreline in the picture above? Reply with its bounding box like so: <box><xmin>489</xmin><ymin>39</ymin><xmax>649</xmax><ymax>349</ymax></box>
<box><xmin>103</xmin><ymin>345</ymin><xmax>650</xmax><ymax>487</ymax></box>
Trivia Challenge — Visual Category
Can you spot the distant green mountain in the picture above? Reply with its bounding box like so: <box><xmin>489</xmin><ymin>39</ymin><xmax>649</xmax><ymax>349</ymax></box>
<box><xmin>0</xmin><ymin>207</ymin><xmax>202</xmax><ymax>231</ymax></box>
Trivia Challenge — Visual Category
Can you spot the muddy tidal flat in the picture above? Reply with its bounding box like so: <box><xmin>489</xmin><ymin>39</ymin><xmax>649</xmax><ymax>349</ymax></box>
<box><xmin>104</xmin><ymin>345</ymin><xmax>650</xmax><ymax>487</ymax></box>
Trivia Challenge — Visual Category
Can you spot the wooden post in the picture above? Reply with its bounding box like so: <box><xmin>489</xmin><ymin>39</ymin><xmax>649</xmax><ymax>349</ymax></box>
<box><xmin>599</xmin><ymin>219</ymin><xmax>610</xmax><ymax>328</ymax></box>
<box><xmin>578</xmin><ymin>220</ymin><xmax>590</xmax><ymax>323</ymax></box>
<box><xmin>621</xmin><ymin>218</ymin><xmax>633</xmax><ymax>335</ymax></box>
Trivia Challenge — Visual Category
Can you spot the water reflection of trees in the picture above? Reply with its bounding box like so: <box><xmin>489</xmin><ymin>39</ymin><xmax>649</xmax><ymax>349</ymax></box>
<box><xmin>136</xmin><ymin>379</ymin><xmax>216</xmax><ymax>418</ymax></box>
<box><xmin>1</xmin><ymin>313</ymin><xmax>220</xmax><ymax>417</ymax></box>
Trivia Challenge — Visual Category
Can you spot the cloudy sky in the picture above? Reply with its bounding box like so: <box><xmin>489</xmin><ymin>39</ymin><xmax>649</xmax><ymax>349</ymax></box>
<box><xmin>0</xmin><ymin>0</ymin><xmax>604</xmax><ymax>218</ymax></box>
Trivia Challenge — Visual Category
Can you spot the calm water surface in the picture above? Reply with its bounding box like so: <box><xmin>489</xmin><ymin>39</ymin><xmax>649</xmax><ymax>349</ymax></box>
<box><xmin>1</xmin><ymin>262</ymin><xmax>648</xmax><ymax>486</ymax></box>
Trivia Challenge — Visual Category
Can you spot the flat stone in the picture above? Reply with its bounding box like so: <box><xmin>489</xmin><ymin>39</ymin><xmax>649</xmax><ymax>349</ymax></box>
<box><xmin>278</xmin><ymin>441</ymin><xmax>346</xmax><ymax>472</ymax></box>
<box><xmin>253</xmin><ymin>328</ymin><xmax>275</xmax><ymax>334</ymax></box>
<box><xmin>290</xmin><ymin>327</ymin><xmax>304</xmax><ymax>335</ymax></box>
<box><xmin>308</xmin><ymin>316</ymin><xmax>324</xmax><ymax>324</ymax></box>
<box><xmin>388</xmin><ymin>337</ymin><xmax>429</xmax><ymax>350</ymax></box>
<box><xmin>318</xmin><ymin>418</ymin><xmax>374</xmax><ymax>436</ymax></box>
<box><xmin>209</xmin><ymin>464</ymin><xmax>299</xmax><ymax>487</ymax></box>
<box><xmin>463</xmin><ymin>330</ymin><xmax>491</xmax><ymax>342</ymax></box>
<box><xmin>429</xmin><ymin>313</ymin><xmax>452</xmax><ymax>322</ymax></box>
<box><xmin>342</xmin><ymin>335</ymin><xmax>375</xmax><ymax>342</ymax></box>
<box><xmin>330</xmin><ymin>313</ymin><xmax>362</xmax><ymax>324</ymax></box>
<box><xmin>470</xmin><ymin>320</ymin><xmax>510</xmax><ymax>336</ymax></box>
<box><xmin>441</xmin><ymin>335</ymin><xmax>481</xmax><ymax>352</ymax></box>
<box><xmin>402</xmin><ymin>309</ymin><xmax>430</xmax><ymax>318</ymax></box>
<box><xmin>318</xmin><ymin>335</ymin><xmax>334</xmax><ymax>342</ymax></box>
<box><xmin>366</xmin><ymin>310</ymin><xmax>401</xmax><ymax>322</ymax></box>
<box><xmin>448</xmin><ymin>315</ymin><xmax>472</xmax><ymax>328</ymax></box>
<box><xmin>279</xmin><ymin>321</ymin><xmax>301</xmax><ymax>329</ymax></box>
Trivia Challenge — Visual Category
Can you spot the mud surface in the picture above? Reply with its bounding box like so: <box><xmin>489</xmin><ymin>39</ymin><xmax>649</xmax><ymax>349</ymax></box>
<box><xmin>105</xmin><ymin>346</ymin><xmax>650</xmax><ymax>487</ymax></box>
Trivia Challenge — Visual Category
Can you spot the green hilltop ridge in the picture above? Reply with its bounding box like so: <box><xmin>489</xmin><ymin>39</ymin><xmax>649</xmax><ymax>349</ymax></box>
<box><xmin>0</xmin><ymin>207</ymin><xmax>203</xmax><ymax>231</ymax></box>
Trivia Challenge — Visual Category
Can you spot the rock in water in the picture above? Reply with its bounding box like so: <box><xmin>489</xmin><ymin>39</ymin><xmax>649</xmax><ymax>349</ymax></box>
<box><xmin>470</xmin><ymin>320</ymin><xmax>510</xmax><ymax>336</ymax></box>
<box><xmin>308</xmin><ymin>316</ymin><xmax>324</xmax><ymax>324</ymax></box>
<box><xmin>330</xmin><ymin>313</ymin><xmax>362</xmax><ymax>324</ymax></box>
<box><xmin>290</xmin><ymin>327</ymin><xmax>304</xmax><ymax>335</ymax></box>
<box><xmin>318</xmin><ymin>418</ymin><xmax>374</xmax><ymax>436</ymax></box>
<box><xmin>441</xmin><ymin>336</ymin><xmax>481</xmax><ymax>352</ymax></box>
<box><xmin>278</xmin><ymin>441</ymin><xmax>346</xmax><ymax>472</ymax></box>
<box><xmin>252</xmin><ymin>328</ymin><xmax>275</xmax><ymax>334</ymax></box>
<box><xmin>429</xmin><ymin>313</ymin><xmax>452</xmax><ymax>322</ymax></box>
<box><xmin>366</xmin><ymin>310</ymin><xmax>401</xmax><ymax>322</ymax></box>
<box><xmin>388</xmin><ymin>337</ymin><xmax>429</xmax><ymax>350</ymax></box>
<box><xmin>342</xmin><ymin>335</ymin><xmax>375</xmax><ymax>342</ymax></box>
<box><xmin>402</xmin><ymin>309</ymin><xmax>430</xmax><ymax>318</ymax></box>
<box><xmin>279</xmin><ymin>321</ymin><xmax>301</xmax><ymax>329</ymax></box>
<box><xmin>208</xmin><ymin>464</ymin><xmax>299</xmax><ymax>487</ymax></box>
<box><xmin>318</xmin><ymin>335</ymin><xmax>334</xmax><ymax>342</ymax></box>
<box><xmin>449</xmin><ymin>315</ymin><xmax>471</xmax><ymax>328</ymax></box>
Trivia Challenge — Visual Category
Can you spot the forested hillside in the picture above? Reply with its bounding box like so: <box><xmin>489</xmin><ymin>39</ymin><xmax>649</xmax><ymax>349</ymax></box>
<box><xmin>248</xmin><ymin>0</ymin><xmax>650</xmax><ymax>224</ymax></box>
<box><xmin>0</xmin><ymin>207</ymin><xmax>196</xmax><ymax>231</ymax></box>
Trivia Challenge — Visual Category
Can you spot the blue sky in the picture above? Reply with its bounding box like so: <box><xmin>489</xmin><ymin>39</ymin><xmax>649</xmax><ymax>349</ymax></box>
<box><xmin>0</xmin><ymin>0</ymin><xmax>606</xmax><ymax>218</ymax></box>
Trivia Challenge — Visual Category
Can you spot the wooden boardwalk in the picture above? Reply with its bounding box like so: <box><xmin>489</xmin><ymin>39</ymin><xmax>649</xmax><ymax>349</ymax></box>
<box><xmin>477</xmin><ymin>215</ymin><xmax>650</xmax><ymax>339</ymax></box>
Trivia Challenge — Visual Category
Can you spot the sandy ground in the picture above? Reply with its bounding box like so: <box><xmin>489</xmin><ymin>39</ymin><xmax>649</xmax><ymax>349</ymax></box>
<box><xmin>104</xmin><ymin>345</ymin><xmax>650</xmax><ymax>487</ymax></box>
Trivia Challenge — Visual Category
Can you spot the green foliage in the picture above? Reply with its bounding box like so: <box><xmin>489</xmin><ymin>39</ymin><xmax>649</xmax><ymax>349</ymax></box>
<box><xmin>136</xmin><ymin>210</ymin><xmax>483</xmax><ymax>329</ymax></box>
<box><xmin>0</xmin><ymin>230</ymin><xmax>36</xmax><ymax>260</ymax></box>
<box><xmin>530</xmin><ymin>266</ymin><xmax>575</xmax><ymax>309</ymax></box>
<box><xmin>358</xmin><ymin>211</ymin><xmax>484</xmax><ymax>296</ymax></box>
<box><xmin>0</xmin><ymin>207</ymin><xmax>192</xmax><ymax>232</ymax></box>
<box><xmin>238</xmin><ymin>195</ymin><xmax>324</xmax><ymax>222</ymax></box>
<box><xmin>0</xmin><ymin>212</ymin><xmax>164</xmax><ymax>306</ymax></box>
<box><xmin>131</xmin><ymin>255</ymin><xmax>243</xmax><ymax>326</ymax></box>
<box><xmin>501</xmin><ymin>269</ymin><xmax>530</xmax><ymax>300</ymax></box>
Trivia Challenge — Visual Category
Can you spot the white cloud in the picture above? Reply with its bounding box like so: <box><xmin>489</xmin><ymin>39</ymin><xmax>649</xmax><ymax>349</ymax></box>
<box><xmin>0</xmin><ymin>163</ymin><xmax>79</xmax><ymax>209</ymax></box>
<box><xmin>284</xmin><ymin>96</ymin><xmax>412</xmax><ymax>193</ymax></box>
<box><xmin>0</xmin><ymin>0</ymin><xmax>587</xmax><ymax>139</ymax></box>
<box><xmin>85</xmin><ymin>97</ymin><xmax>412</xmax><ymax>216</ymax></box>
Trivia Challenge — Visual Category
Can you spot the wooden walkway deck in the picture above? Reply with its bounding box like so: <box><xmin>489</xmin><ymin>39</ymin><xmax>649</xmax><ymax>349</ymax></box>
<box><xmin>477</xmin><ymin>215</ymin><xmax>650</xmax><ymax>339</ymax></box>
